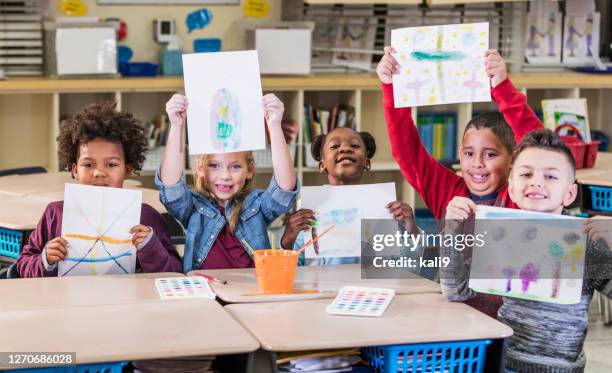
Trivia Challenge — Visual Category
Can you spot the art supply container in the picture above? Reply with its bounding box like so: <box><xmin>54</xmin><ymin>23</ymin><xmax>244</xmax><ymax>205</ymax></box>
<box><xmin>254</xmin><ymin>249</ymin><xmax>298</xmax><ymax>294</ymax></box>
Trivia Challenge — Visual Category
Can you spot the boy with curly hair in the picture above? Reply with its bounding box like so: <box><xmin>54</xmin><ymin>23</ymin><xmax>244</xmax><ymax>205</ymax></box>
<box><xmin>17</xmin><ymin>102</ymin><xmax>182</xmax><ymax>277</ymax></box>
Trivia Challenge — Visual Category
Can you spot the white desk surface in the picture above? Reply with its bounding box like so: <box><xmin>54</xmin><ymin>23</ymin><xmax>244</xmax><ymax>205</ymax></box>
<box><xmin>0</xmin><ymin>273</ymin><xmax>182</xmax><ymax>312</ymax></box>
<box><xmin>0</xmin><ymin>172</ymin><xmax>141</xmax><ymax>197</ymax></box>
<box><xmin>0</xmin><ymin>299</ymin><xmax>259</xmax><ymax>368</ymax></box>
<box><xmin>189</xmin><ymin>264</ymin><xmax>440</xmax><ymax>303</ymax></box>
<box><xmin>575</xmin><ymin>152</ymin><xmax>612</xmax><ymax>187</ymax></box>
<box><xmin>225</xmin><ymin>293</ymin><xmax>513</xmax><ymax>352</ymax></box>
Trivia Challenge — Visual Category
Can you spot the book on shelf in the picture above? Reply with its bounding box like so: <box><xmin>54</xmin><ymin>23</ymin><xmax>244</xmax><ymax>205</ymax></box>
<box><xmin>303</xmin><ymin>103</ymin><xmax>357</xmax><ymax>144</ymax></box>
<box><xmin>416</xmin><ymin>113</ymin><xmax>457</xmax><ymax>161</ymax></box>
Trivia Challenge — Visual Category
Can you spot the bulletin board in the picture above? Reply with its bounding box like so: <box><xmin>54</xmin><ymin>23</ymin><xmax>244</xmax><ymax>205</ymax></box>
<box><xmin>98</xmin><ymin>0</ymin><xmax>238</xmax><ymax>4</ymax></box>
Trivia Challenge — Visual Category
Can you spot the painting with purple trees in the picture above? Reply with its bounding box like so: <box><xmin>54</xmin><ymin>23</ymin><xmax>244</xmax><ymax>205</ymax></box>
<box><xmin>390</xmin><ymin>22</ymin><xmax>490</xmax><ymax>108</ymax></box>
<box><xmin>469</xmin><ymin>206</ymin><xmax>585</xmax><ymax>305</ymax></box>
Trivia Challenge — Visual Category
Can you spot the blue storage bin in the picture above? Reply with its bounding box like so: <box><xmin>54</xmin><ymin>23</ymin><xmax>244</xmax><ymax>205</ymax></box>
<box><xmin>0</xmin><ymin>227</ymin><xmax>22</xmax><ymax>259</ymax></box>
<box><xmin>362</xmin><ymin>339</ymin><xmax>491</xmax><ymax>373</ymax></box>
<box><xmin>589</xmin><ymin>185</ymin><xmax>612</xmax><ymax>212</ymax></box>
<box><xmin>118</xmin><ymin>62</ymin><xmax>158</xmax><ymax>77</ymax></box>
<box><xmin>591</xmin><ymin>130</ymin><xmax>609</xmax><ymax>151</ymax></box>
<box><xmin>3</xmin><ymin>361</ymin><xmax>127</xmax><ymax>373</ymax></box>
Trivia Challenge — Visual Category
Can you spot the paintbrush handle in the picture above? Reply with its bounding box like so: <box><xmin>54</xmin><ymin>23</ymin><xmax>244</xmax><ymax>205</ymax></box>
<box><xmin>296</xmin><ymin>225</ymin><xmax>335</xmax><ymax>255</ymax></box>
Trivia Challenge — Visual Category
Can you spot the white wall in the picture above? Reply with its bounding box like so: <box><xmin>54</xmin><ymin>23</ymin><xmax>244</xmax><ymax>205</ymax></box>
<box><xmin>46</xmin><ymin>0</ymin><xmax>282</xmax><ymax>62</ymax></box>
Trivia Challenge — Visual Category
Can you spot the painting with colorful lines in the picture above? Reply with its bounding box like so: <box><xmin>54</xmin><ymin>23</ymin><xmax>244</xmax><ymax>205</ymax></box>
<box><xmin>468</xmin><ymin>206</ymin><xmax>585</xmax><ymax>305</ymax></box>
<box><xmin>390</xmin><ymin>22</ymin><xmax>491</xmax><ymax>107</ymax></box>
<box><xmin>59</xmin><ymin>184</ymin><xmax>142</xmax><ymax>276</ymax></box>
<box><xmin>182</xmin><ymin>50</ymin><xmax>265</xmax><ymax>155</ymax></box>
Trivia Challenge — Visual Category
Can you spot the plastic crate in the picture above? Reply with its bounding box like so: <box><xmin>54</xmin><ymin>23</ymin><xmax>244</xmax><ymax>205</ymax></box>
<box><xmin>589</xmin><ymin>185</ymin><xmax>612</xmax><ymax>212</ymax></box>
<box><xmin>118</xmin><ymin>62</ymin><xmax>157</xmax><ymax>77</ymax></box>
<box><xmin>3</xmin><ymin>361</ymin><xmax>127</xmax><ymax>373</ymax></box>
<box><xmin>0</xmin><ymin>227</ymin><xmax>22</xmax><ymax>259</ymax></box>
<box><xmin>362</xmin><ymin>339</ymin><xmax>491</xmax><ymax>373</ymax></box>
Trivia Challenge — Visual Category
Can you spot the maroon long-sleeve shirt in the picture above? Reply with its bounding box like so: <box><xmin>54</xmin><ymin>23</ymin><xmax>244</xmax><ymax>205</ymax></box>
<box><xmin>16</xmin><ymin>201</ymin><xmax>182</xmax><ymax>277</ymax></box>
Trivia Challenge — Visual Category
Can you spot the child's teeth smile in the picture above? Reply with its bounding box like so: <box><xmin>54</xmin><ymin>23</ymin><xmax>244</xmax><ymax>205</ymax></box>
<box><xmin>470</xmin><ymin>173</ymin><xmax>488</xmax><ymax>183</ymax></box>
<box><xmin>526</xmin><ymin>193</ymin><xmax>546</xmax><ymax>199</ymax></box>
<box><xmin>216</xmin><ymin>184</ymin><xmax>232</xmax><ymax>192</ymax></box>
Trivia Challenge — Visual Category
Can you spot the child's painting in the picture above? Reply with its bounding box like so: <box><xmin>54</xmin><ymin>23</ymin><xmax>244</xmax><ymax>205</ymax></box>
<box><xmin>331</xmin><ymin>18</ymin><xmax>377</xmax><ymax>71</ymax></box>
<box><xmin>59</xmin><ymin>184</ymin><xmax>142</xmax><ymax>277</ymax></box>
<box><xmin>469</xmin><ymin>206</ymin><xmax>585</xmax><ymax>305</ymax></box>
<box><xmin>300</xmin><ymin>183</ymin><xmax>396</xmax><ymax>259</ymax></box>
<box><xmin>525</xmin><ymin>12</ymin><xmax>562</xmax><ymax>64</ymax></box>
<box><xmin>182</xmin><ymin>50</ymin><xmax>265</xmax><ymax>155</ymax></box>
<box><xmin>542</xmin><ymin>98</ymin><xmax>591</xmax><ymax>142</ymax></box>
<box><xmin>391</xmin><ymin>22</ymin><xmax>491</xmax><ymax>108</ymax></box>
<box><xmin>563</xmin><ymin>13</ymin><xmax>600</xmax><ymax>64</ymax></box>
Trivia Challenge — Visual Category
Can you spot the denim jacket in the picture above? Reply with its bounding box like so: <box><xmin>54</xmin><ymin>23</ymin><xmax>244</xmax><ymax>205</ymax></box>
<box><xmin>155</xmin><ymin>169</ymin><xmax>299</xmax><ymax>273</ymax></box>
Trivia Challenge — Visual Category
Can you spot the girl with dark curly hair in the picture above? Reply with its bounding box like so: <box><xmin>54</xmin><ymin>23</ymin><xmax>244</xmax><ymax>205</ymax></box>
<box><xmin>16</xmin><ymin>102</ymin><xmax>182</xmax><ymax>277</ymax></box>
<box><xmin>281</xmin><ymin>126</ymin><xmax>420</xmax><ymax>265</ymax></box>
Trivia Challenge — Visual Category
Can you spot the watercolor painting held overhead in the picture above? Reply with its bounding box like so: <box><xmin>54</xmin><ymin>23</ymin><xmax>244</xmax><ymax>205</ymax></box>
<box><xmin>182</xmin><ymin>50</ymin><xmax>265</xmax><ymax>155</ymax></box>
<box><xmin>59</xmin><ymin>184</ymin><xmax>142</xmax><ymax>277</ymax></box>
<box><xmin>391</xmin><ymin>22</ymin><xmax>491</xmax><ymax>108</ymax></box>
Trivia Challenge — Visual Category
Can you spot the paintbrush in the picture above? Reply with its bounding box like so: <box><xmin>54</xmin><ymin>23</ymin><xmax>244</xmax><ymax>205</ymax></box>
<box><xmin>194</xmin><ymin>273</ymin><xmax>228</xmax><ymax>285</ymax></box>
<box><xmin>295</xmin><ymin>225</ymin><xmax>335</xmax><ymax>255</ymax></box>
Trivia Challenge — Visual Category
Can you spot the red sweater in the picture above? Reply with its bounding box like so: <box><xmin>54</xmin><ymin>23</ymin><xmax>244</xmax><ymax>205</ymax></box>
<box><xmin>382</xmin><ymin>78</ymin><xmax>544</xmax><ymax>220</ymax></box>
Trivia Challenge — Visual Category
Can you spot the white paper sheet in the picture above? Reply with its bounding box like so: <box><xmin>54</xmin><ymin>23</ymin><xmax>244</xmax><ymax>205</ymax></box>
<box><xmin>300</xmin><ymin>183</ymin><xmax>396</xmax><ymax>259</ymax></box>
<box><xmin>391</xmin><ymin>22</ymin><xmax>491</xmax><ymax>107</ymax></box>
<box><xmin>468</xmin><ymin>206</ymin><xmax>585</xmax><ymax>304</ymax></box>
<box><xmin>58</xmin><ymin>184</ymin><xmax>142</xmax><ymax>276</ymax></box>
<box><xmin>563</xmin><ymin>12</ymin><xmax>600</xmax><ymax>65</ymax></box>
<box><xmin>182</xmin><ymin>50</ymin><xmax>265</xmax><ymax>155</ymax></box>
<box><xmin>331</xmin><ymin>18</ymin><xmax>377</xmax><ymax>71</ymax></box>
<box><xmin>525</xmin><ymin>12</ymin><xmax>562</xmax><ymax>64</ymax></box>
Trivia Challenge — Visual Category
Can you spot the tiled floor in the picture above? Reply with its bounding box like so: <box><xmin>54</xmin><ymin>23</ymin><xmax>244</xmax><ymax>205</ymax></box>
<box><xmin>585</xmin><ymin>295</ymin><xmax>612</xmax><ymax>372</ymax></box>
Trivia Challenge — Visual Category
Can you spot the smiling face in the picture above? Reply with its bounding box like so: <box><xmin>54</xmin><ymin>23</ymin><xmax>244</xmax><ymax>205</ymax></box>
<box><xmin>318</xmin><ymin>128</ymin><xmax>369</xmax><ymax>185</ymax></box>
<box><xmin>71</xmin><ymin>138</ymin><xmax>131</xmax><ymax>188</ymax></box>
<box><xmin>197</xmin><ymin>152</ymin><xmax>254</xmax><ymax>207</ymax></box>
<box><xmin>460</xmin><ymin>127</ymin><xmax>512</xmax><ymax>197</ymax></box>
<box><xmin>509</xmin><ymin>148</ymin><xmax>577</xmax><ymax>214</ymax></box>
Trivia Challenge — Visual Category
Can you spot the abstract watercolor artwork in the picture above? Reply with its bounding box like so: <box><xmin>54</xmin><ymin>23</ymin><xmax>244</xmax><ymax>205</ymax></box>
<box><xmin>300</xmin><ymin>183</ymin><xmax>395</xmax><ymax>259</ymax></box>
<box><xmin>469</xmin><ymin>206</ymin><xmax>585</xmax><ymax>304</ymax></box>
<box><xmin>331</xmin><ymin>17</ymin><xmax>377</xmax><ymax>71</ymax></box>
<box><xmin>59</xmin><ymin>184</ymin><xmax>142</xmax><ymax>277</ymax></box>
<box><xmin>182</xmin><ymin>50</ymin><xmax>265</xmax><ymax>155</ymax></box>
<box><xmin>391</xmin><ymin>22</ymin><xmax>491</xmax><ymax>108</ymax></box>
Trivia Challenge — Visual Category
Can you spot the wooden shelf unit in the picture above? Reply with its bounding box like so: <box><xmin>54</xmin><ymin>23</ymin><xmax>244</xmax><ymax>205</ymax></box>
<box><xmin>1</xmin><ymin>72</ymin><xmax>611</xmax><ymax>210</ymax></box>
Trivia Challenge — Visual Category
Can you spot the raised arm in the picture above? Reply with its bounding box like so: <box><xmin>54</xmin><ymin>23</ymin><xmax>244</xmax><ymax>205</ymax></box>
<box><xmin>160</xmin><ymin>94</ymin><xmax>187</xmax><ymax>186</ymax></box>
<box><xmin>378</xmin><ymin>46</ymin><xmax>466</xmax><ymax>219</ymax></box>
<box><xmin>264</xmin><ymin>93</ymin><xmax>297</xmax><ymax>192</ymax></box>
<box><xmin>486</xmin><ymin>50</ymin><xmax>544</xmax><ymax>143</ymax></box>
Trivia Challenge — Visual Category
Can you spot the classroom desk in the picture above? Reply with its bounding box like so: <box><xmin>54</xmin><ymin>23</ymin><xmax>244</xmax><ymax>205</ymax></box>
<box><xmin>0</xmin><ymin>172</ymin><xmax>141</xmax><ymax>197</ymax></box>
<box><xmin>0</xmin><ymin>299</ymin><xmax>260</xmax><ymax>368</ymax></box>
<box><xmin>575</xmin><ymin>152</ymin><xmax>612</xmax><ymax>187</ymax></box>
<box><xmin>189</xmin><ymin>264</ymin><xmax>440</xmax><ymax>303</ymax></box>
<box><xmin>0</xmin><ymin>273</ymin><xmax>181</xmax><ymax>312</ymax></box>
<box><xmin>226</xmin><ymin>294</ymin><xmax>512</xmax><ymax>371</ymax></box>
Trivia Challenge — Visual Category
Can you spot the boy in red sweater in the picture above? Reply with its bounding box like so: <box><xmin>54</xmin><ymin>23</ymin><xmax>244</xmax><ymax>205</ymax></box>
<box><xmin>377</xmin><ymin>47</ymin><xmax>544</xmax><ymax>317</ymax></box>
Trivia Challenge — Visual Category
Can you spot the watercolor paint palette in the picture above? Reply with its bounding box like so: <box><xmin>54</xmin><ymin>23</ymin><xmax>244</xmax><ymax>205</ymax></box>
<box><xmin>155</xmin><ymin>277</ymin><xmax>216</xmax><ymax>300</ymax></box>
<box><xmin>326</xmin><ymin>286</ymin><xmax>395</xmax><ymax>317</ymax></box>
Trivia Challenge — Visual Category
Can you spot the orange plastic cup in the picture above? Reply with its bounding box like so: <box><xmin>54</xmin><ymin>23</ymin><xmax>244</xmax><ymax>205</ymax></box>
<box><xmin>254</xmin><ymin>249</ymin><xmax>298</xmax><ymax>294</ymax></box>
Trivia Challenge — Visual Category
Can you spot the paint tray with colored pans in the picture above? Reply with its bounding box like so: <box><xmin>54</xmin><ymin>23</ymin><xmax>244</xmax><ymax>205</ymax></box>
<box><xmin>155</xmin><ymin>277</ymin><xmax>216</xmax><ymax>300</ymax></box>
<box><xmin>326</xmin><ymin>286</ymin><xmax>395</xmax><ymax>317</ymax></box>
